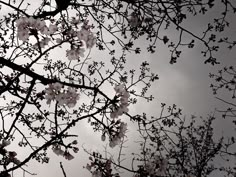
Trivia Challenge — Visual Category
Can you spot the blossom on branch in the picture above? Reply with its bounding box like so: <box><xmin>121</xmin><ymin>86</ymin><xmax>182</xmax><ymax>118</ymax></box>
<box><xmin>16</xmin><ymin>17</ymin><xmax>48</xmax><ymax>41</ymax></box>
<box><xmin>44</xmin><ymin>83</ymin><xmax>80</xmax><ymax>107</ymax></box>
<box><xmin>109</xmin><ymin>122</ymin><xmax>127</xmax><ymax>148</ymax></box>
<box><xmin>77</xmin><ymin>28</ymin><xmax>96</xmax><ymax>49</ymax></box>
<box><xmin>66</xmin><ymin>47</ymin><xmax>85</xmax><ymax>60</ymax></box>
<box><xmin>110</xmin><ymin>84</ymin><xmax>130</xmax><ymax>119</ymax></box>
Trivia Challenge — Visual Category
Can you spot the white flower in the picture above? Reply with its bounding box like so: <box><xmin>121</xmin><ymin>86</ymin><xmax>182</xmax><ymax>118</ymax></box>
<box><xmin>64</xmin><ymin>87</ymin><xmax>80</xmax><ymax>108</ymax></box>
<box><xmin>45</xmin><ymin>83</ymin><xmax>62</xmax><ymax>104</ymax></box>
<box><xmin>15</xmin><ymin>17</ymin><xmax>28</xmax><ymax>29</ymax></box>
<box><xmin>53</xmin><ymin>82</ymin><xmax>63</xmax><ymax>91</ymax></box>
<box><xmin>109</xmin><ymin>136</ymin><xmax>121</xmax><ymax>148</ymax></box>
<box><xmin>45</xmin><ymin>84</ymin><xmax>79</xmax><ymax>107</ymax></box>
<box><xmin>52</xmin><ymin>146</ymin><xmax>64</xmax><ymax>156</ymax></box>
<box><xmin>56</xmin><ymin>38</ymin><xmax>62</xmax><ymax>43</ymax></box>
<box><xmin>77</xmin><ymin>29</ymin><xmax>90</xmax><ymax>41</ymax></box>
<box><xmin>119</xmin><ymin>104</ymin><xmax>129</xmax><ymax>114</ymax></box>
<box><xmin>56</xmin><ymin>92</ymin><xmax>68</xmax><ymax>106</ymax></box>
<box><xmin>66</xmin><ymin>48</ymin><xmax>85</xmax><ymax>60</ymax></box>
<box><xmin>35</xmin><ymin>19</ymin><xmax>46</xmax><ymax>31</ymax></box>
<box><xmin>38</xmin><ymin>37</ymin><xmax>50</xmax><ymax>48</ymax></box>
<box><xmin>110</xmin><ymin>84</ymin><xmax>130</xmax><ymax>119</ymax></box>
<box><xmin>40</xmin><ymin>26</ymin><xmax>49</xmax><ymax>35</ymax></box>
<box><xmin>114</xmin><ymin>84</ymin><xmax>125</xmax><ymax>94</ymax></box>
<box><xmin>66</xmin><ymin>49</ymin><xmax>77</xmax><ymax>60</ymax></box>
<box><xmin>48</xmin><ymin>24</ymin><xmax>58</xmax><ymax>34</ymax></box>
<box><xmin>64</xmin><ymin>151</ymin><xmax>74</xmax><ymax>160</ymax></box>
<box><xmin>110</xmin><ymin>111</ymin><xmax>118</xmax><ymax>119</ymax></box>
<box><xmin>17</xmin><ymin>30</ymin><xmax>29</xmax><ymax>41</ymax></box>
<box><xmin>86</xmin><ymin>33</ymin><xmax>96</xmax><ymax>49</ymax></box>
<box><xmin>118</xmin><ymin>122</ymin><xmax>127</xmax><ymax>138</ymax></box>
<box><xmin>109</xmin><ymin>122</ymin><xmax>127</xmax><ymax>148</ymax></box>
<box><xmin>27</xmin><ymin>17</ymin><xmax>37</xmax><ymax>28</ymax></box>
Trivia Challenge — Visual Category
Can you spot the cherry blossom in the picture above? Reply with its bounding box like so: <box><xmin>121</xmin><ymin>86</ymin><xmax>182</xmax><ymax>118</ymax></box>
<box><xmin>16</xmin><ymin>17</ymin><xmax>49</xmax><ymax>41</ymax></box>
<box><xmin>77</xmin><ymin>29</ymin><xmax>90</xmax><ymax>41</ymax></box>
<box><xmin>35</xmin><ymin>37</ymin><xmax>51</xmax><ymax>49</ymax></box>
<box><xmin>48</xmin><ymin>24</ymin><xmax>58</xmax><ymax>35</ymax></box>
<box><xmin>110</xmin><ymin>84</ymin><xmax>130</xmax><ymax>119</ymax></box>
<box><xmin>64</xmin><ymin>151</ymin><xmax>74</xmax><ymax>160</ymax></box>
<box><xmin>52</xmin><ymin>145</ymin><xmax>64</xmax><ymax>156</ymax></box>
<box><xmin>86</xmin><ymin>33</ymin><xmax>97</xmax><ymax>49</ymax></box>
<box><xmin>56</xmin><ymin>38</ymin><xmax>62</xmax><ymax>43</ymax></box>
<box><xmin>44</xmin><ymin>83</ymin><xmax>80</xmax><ymax>107</ymax></box>
<box><xmin>0</xmin><ymin>140</ymin><xmax>21</xmax><ymax>167</ymax></box>
<box><xmin>109</xmin><ymin>122</ymin><xmax>127</xmax><ymax>148</ymax></box>
<box><xmin>109</xmin><ymin>136</ymin><xmax>122</xmax><ymax>148</ymax></box>
<box><xmin>66</xmin><ymin>48</ymin><xmax>85</xmax><ymax>60</ymax></box>
<box><xmin>64</xmin><ymin>87</ymin><xmax>80</xmax><ymax>107</ymax></box>
<box><xmin>77</xmin><ymin>28</ymin><xmax>96</xmax><ymax>49</ymax></box>
<box><xmin>17</xmin><ymin>30</ymin><xmax>30</xmax><ymax>41</ymax></box>
<box><xmin>45</xmin><ymin>82</ymin><xmax>62</xmax><ymax>104</ymax></box>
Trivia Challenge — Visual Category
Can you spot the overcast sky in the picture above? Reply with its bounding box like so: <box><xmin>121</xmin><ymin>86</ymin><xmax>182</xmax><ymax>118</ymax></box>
<box><xmin>1</xmin><ymin>1</ymin><xmax>236</xmax><ymax>177</ymax></box>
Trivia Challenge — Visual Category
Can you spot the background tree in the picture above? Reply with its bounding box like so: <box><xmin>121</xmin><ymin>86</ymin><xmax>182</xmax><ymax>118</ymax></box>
<box><xmin>0</xmin><ymin>0</ymin><xmax>235</xmax><ymax>177</ymax></box>
<box><xmin>84</xmin><ymin>104</ymin><xmax>236</xmax><ymax>177</ymax></box>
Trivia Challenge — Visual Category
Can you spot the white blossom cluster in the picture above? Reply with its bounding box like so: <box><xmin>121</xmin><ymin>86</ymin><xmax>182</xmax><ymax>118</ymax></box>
<box><xmin>66</xmin><ymin>47</ymin><xmax>85</xmax><ymax>60</ymax></box>
<box><xmin>16</xmin><ymin>16</ymin><xmax>96</xmax><ymax>61</ymax></box>
<box><xmin>45</xmin><ymin>82</ymin><xmax>80</xmax><ymax>108</ymax></box>
<box><xmin>109</xmin><ymin>122</ymin><xmax>127</xmax><ymax>148</ymax></box>
<box><xmin>0</xmin><ymin>140</ymin><xmax>21</xmax><ymax>167</ymax></box>
<box><xmin>110</xmin><ymin>84</ymin><xmax>130</xmax><ymax>119</ymax></box>
<box><xmin>77</xmin><ymin>28</ymin><xmax>97</xmax><ymax>49</ymax></box>
<box><xmin>52</xmin><ymin>145</ymin><xmax>77</xmax><ymax>161</ymax></box>
<box><xmin>66</xmin><ymin>27</ymin><xmax>96</xmax><ymax>60</ymax></box>
<box><xmin>86</xmin><ymin>159</ymin><xmax>112</xmax><ymax>177</ymax></box>
<box><xmin>86</xmin><ymin>164</ymin><xmax>103</xmax><ymax>177</ymax></box>
<box><xmin>15</xmin><ymin>17</ymin><xmax>57</xmax><ymax>41</ymax></box>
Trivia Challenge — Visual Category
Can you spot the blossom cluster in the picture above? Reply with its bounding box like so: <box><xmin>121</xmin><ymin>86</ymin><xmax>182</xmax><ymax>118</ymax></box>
<box><xmin>86</xmin><ymin>157</ymin><xmax>112</xmax><ymax>177</ymax></box>
<box><xmin>110</xmin><ymin>84</ymin><xmax>130</xmax><ymax>119</ymax></box>
<box><xmin>109</xmin><ymin>122</ymin><xmax>127</xmax><ymax>148</ymax></box>
<box><xmin>145</xmin><ymin>155</ymin><xmax>168</xmax><ymax>176</ymax></box>
<box><xmin>52</xmin><ymin>145</ymin><xmax>76</xmax><ymax>160</ymax></box>
<box><xmin>45</xmin><ymin>82</ymin><xmax>80</xmax><ymax>108</ymax></box>
<box><xmin>66</xmin><ymin>47</ymin><xmax>85</xmax><ymax>60</ymax></box>
<box><xmin>77</xmin><ymin>28</ymin><xmax>96</xmax><ymax>49</ymax></box>
<box><xmin>0</xmin><ymin>140</ymin><xmax>21</xmax><ymax>167</ymax></box>
<box><xmin>16</xmin><ymin>17</ymin><xmax>57</xmax><ymax>41</ymax></box>
<box><xmin>16</xmin><ymin>16</ymin><xmax>96</xmax><ymax>61</ymax></box>
<box><xmin>66</xmin><ymin>26</ymin><xmax>96</xmax><ymax>60</ymax></box>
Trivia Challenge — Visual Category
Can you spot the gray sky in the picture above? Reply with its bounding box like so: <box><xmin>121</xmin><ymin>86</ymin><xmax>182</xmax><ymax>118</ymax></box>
<box><xmin>1</xmin><ymin>1</ymin><xmax>236</xmax><ymax>177</ymax></box>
